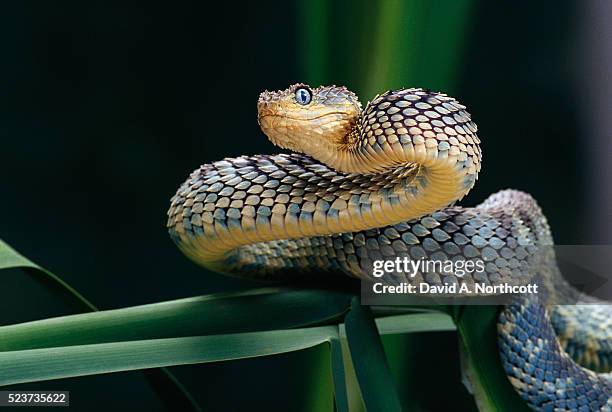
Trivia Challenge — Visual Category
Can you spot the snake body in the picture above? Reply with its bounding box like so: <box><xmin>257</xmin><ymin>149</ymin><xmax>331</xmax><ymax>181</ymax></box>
<box><xmin>167</xmin><ymin>84</ymin><xmax>611</xmax><ymax>410</ymax></box>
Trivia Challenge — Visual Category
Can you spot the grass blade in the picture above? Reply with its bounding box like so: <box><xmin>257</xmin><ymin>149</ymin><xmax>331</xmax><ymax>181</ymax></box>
<box><xmin>303</xmin><ymin>344</ymin><xmax>335</xmax><ymax>412</ymax></box>
<box><xmin>330</xmin><ymin>337</ymin><xmax>349</xmax><ymax>412</ymax></box>
<box><xmin>0</xmin><ymin>239</ymin><xmax>95</xmax><ymax>312</ymax></box>
<box><xmin>0</xmin><ymin>239</ymin><xmax>201</xmax><ymax>411</ymax></box>
<box><xmin>344</xmin><ymin>297</ymin><xmax>402</xmax><ymax>412</ymax></box>
<box><xmin>376</xmin><ymin>312</ymin><xmax>455</xmax><ymax>335</ymax></box>
<box><xmin>0</xmin><ymin>288</ymin><xmax>352</xmax><ymax>351</ymax></box>
<box><xmin>0</xmin><ymin>327</ymin><xmax>338</xmax><ymax>386</ymax></box>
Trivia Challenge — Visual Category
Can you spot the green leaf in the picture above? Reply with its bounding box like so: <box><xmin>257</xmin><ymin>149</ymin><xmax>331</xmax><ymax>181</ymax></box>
<box><xmin>456</xmin><ymin>306</ymin><xmax>531</xmax><ymax>412</ymax></box>
<box><xmin>0</xmin><ymin>288</ymin><xmax>352</xmax><ymax>351</ymax></box>
<box><xmin>337</xmin><ymin>332</ymin><xmax>366</xmax><ymax>412</ymax></box>
<box><xmin>0</xmin><ymin>241</ymin><xmax>351</xmax><ymax>411</ymax></box>
<box><xmin>338</xmin><ymin>310</ymin><xmax>454</xmax><ymax>412</ymax></box>
<box><xmin>0</xmin><ymin>302</ymin><xmax>459</xmax><ymax>408</ymax></box>
<box><xmin>302</xmin><ymin>343</ymin><xmax>335</xmax><ymax>412</ymax></box>
<box><xmin>0</xmin><ymin>326</ymin><xmax>338</xmax><ymax>386</ymax></box>
<box><xmin>344</xmin><ymin>297</ymin><xmax>402</xmax><ymax>412</ymax></box>
<box><xmin>0</xmin><ymin>239</ymin><xmax>201</xmax><ymax>411</ymax></box>
<box><xmin>329</xmin><ymin>337</ymin><xmax>349</xmax><ymax>412</ymax></box>
<box><xmin>376</xmin><ymin>312</ymin><xmax>455</xmax><ymax>335</ymax></box>
<box><xmin>0</xmin><ymin>239</ymin><xmax>95</xmax><ymax>312</ymax></box>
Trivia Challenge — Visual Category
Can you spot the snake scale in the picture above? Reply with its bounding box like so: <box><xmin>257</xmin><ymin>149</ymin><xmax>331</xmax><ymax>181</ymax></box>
<box><xmin>167</xmin><ymin>83</ymin><xmax>611</xmax><ymax>411</ymax></box>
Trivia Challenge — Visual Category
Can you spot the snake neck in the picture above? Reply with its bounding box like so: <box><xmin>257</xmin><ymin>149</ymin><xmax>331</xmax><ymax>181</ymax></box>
<box><xmin>169</xmin><ymin>88</ymin><xmax>482</xmax><ymax>265</ymax></box>
<box><xmin>304</xmin><ymin>89</ymin><xmax>482</xmax><ymax>224</ymax></box>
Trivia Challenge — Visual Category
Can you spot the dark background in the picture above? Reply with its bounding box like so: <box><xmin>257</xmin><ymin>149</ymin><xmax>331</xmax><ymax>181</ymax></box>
<box><xmin>1</xmin><ymin>1</ymin><xmax>609</xmax><ymax>411</ymax></box>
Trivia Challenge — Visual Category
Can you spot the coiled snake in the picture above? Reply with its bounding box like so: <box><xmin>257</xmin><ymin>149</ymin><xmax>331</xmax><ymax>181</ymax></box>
<box><xmin>167</xmin><ymin>83</ymin><xmax>611</xmax><ymax>410</ymax></box>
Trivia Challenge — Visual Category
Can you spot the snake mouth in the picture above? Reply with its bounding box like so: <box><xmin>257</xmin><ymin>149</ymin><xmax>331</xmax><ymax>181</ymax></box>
<box><xmin>257</xmin><ymin>111</ymin><xmax>351</xmax><ymax>123</ymax></box>
<box><xmin>257</xmin><ymin>111</ymin><xmax>355</xmax><ymax>153</ymax></box>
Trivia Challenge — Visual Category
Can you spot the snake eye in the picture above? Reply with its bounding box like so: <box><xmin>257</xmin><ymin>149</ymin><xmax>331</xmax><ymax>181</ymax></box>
<box><xmin>295</xmin><ymin>88</ymin><xmax>312</xmax><ymax>105</ymax></box>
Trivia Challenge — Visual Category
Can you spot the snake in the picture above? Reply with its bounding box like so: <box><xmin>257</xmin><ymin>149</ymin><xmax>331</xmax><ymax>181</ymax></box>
<box><xmin>167</xmin><ymin>83</ymin><xmax>611</xmax><ymax>411</ymax></box>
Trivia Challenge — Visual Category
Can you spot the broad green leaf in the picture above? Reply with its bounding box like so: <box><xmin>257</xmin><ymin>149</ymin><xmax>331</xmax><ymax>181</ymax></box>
<box><xmin>344</xmin><ymin>298</ymin><xmax>402</xmax><ymax>412</ymax></box>
<box><xmin>456</xmin><ymin>306</ymin><xmax>530</xmax><ymax>412</ymax></box>
<box><xmin>0</xmin><ymin>326</ymin><xmax>338</xmax><ymax>386</ymax></box>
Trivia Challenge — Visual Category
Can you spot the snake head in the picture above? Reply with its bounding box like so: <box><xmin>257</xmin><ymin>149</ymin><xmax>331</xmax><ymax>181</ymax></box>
<box><xmin>257</xmin><ymin>83</ymin><xmax>362</xmax><ymax>158</ymax></box>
